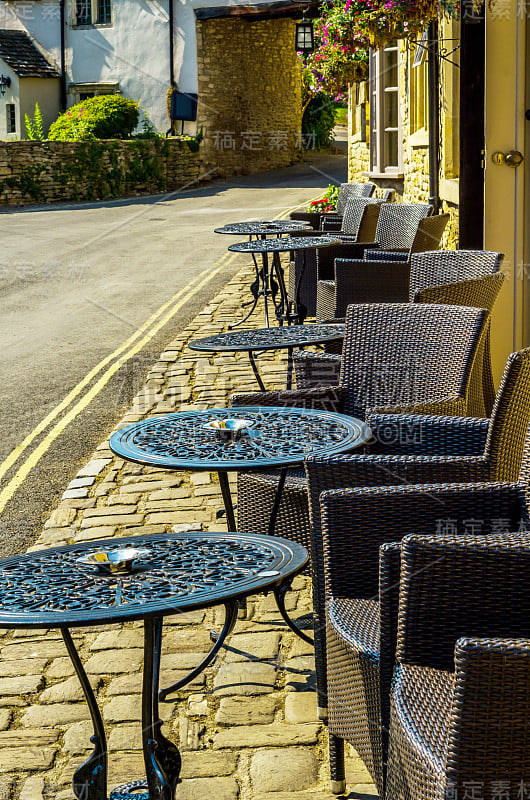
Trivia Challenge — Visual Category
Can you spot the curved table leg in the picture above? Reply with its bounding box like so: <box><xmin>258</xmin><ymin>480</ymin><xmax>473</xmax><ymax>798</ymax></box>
<box><xmin>274</xmin><ymin>579</ymin><xmax>314</xmax><ymax>646</ymax></box>
<box><xmin>159</xmin><ymin>600</ymin><xmax>239</xmax><ymax>700</ymax></box>
<box><xmin>272</xmin><ymin>251</ymin><xmax>288</xmax><ymax>326</ymax></box>
<box><xmin>62</xmin><ymin>628</ymin><xmax>107</xmax><ymax>800</ymax></box>
<box><xmin>248</xmin><ymin>351</ymin><xmax>267</xmax><ymax>392</ymax></box>
<box><xmin>266</xmin><ymin>470</ymin><xmax>314</xmax><ymax>646</ymax></box>
<box><xmin>228</xmin><ymin>253</ymin><xmax>261</xmax><ymax>330</ymax></box>
<box><xmin>143</xmin><ymin>616</ymin><xmax>181</xmax><ymax>800</ymax></box>
<box><xmin>218</xmin><ymin>471</ymin><xmax>236</xmax><ymax>532</ymax></box>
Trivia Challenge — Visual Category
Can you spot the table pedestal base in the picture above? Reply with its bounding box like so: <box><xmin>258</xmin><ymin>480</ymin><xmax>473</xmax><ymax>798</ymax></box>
<box><xmin>64</xmin><ymin>617</ymin><xmax>182</xmax><ymax>800</ymax></box>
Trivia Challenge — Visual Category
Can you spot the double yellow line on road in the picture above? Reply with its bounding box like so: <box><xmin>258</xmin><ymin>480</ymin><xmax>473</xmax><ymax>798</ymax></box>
<box><xmin>0</xmin><ymin>194</ymin><xmax>323</xmax><ymax>514</ymax></box>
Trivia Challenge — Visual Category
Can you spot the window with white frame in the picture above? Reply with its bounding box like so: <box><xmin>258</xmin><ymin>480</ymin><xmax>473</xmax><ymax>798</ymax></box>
<box><xmin>6</xmin><ymin>103</ymin><xmax>15</xmax><ymax>134</ymax></box>
<box><xmin>74</xmin><ymin>0</ymin><xmax>112</xmax><ymax>26</ymax></box>
<box><xmin>369</xmin><ymin>43</ymin><xmax>403</xmax><ymax>175</ymax></box>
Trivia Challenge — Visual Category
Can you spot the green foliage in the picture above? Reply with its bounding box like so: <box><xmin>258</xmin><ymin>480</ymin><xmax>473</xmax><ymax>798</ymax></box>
<box><xmin>181</xmin><ymin>127</ymin><xmax>204</xmax><ymax>153</ymax></box>
<box><xmin>49</xmin><ymin>96</ymin><xmax>140</xmax><ymax>141</ymax></box>
<box><xmin>302</xmin><ymin>93</ymin><xmax>336</xmax><ymax>150</ymax></box>
<box><xmin>304</xmin><ymin>183</ymin><xmax>340</xmax><ymax>212</ymax></box>
<box><xmin>133</xmin><ymin>110</ymin><xmax>165</xmax><ymax>139</ymax></box>
<box><xmin>25</xmin><ymin>103</ymin><xmax>44</xmax><ymax>141</ymax></box>
<box><xmin>2</xmin><ymin>164</ymin><xmax>45</xmax><ymax>201</ymax></box>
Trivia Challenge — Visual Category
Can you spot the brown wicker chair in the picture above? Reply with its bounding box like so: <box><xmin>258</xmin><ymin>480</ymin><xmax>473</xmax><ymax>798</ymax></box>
<box><xmin>289</xmin><ymin>182</ymin><xmax>376</xmax><ymax>231</ymax></box>
<box><xmin>315</xmin><ymin>214</ymin><xmax>450</xmax><ymax>321</ymax></box>
<box><xmin>387</xmin><ymin>528</ymin><xmax>530</xmax><ymax>800</ymax></box>
<box><xmin>231</xmin><ymin>300</ymin><xmax>488</xmax><ymax>574</ymax></box>
<box><xmin>320</xmin><ymin>476</ymin><xmax>530</xmax><ymax>797</ymax></box>
<box><xmin>296</xmin><ymin>250</ymin><xmax>505</xmax><ymax>417</ymax></box>
<box><xmin>304</xmin><ymin>346</ymin><xmax>530</xmax><ymax>741</ymax></box>
<box><xmin>289</xmin><ymin>198</ymin><xmax>385</xmax><ymax>318</ymax></box>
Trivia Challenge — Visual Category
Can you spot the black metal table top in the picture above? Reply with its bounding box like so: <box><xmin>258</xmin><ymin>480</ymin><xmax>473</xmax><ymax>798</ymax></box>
<box><xmin>0</xmin><ymin>532</ymin><xmax>308</xmax><ymax>628</ymax></box>
<box><xmin>189</xmin><ymin>324</ymin><xmax>345</xmax><ymax>353</ymax></box>
<box><xmin>228</xmin><ymin>236</ymin><xmax>339</xmax><ymax>253</ymax></box>
<box><xmin>214</xmin><ymin>220</ymin><xmax>312</xmax><ymax>236</ymax></box>
<box><xmin>109</xmin><ymin>407</ymin><xmax>370</xmax><ymax>472</ymax></box>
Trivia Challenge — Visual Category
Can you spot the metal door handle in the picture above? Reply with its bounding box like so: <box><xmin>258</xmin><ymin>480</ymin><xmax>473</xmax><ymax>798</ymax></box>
<box><xmin>492</xmin><ymin>150</ymin><xmax>524</xmax><ymax>167</ymax></box>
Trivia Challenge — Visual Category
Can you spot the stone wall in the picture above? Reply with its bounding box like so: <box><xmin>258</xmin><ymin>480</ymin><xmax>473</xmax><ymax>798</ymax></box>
<box><xmin>0</xmin><ymin>138</ymin><xmax>200</xmax><ymax>206</ymax></box>
<box><xmin>347</xmin><ymin>43</ymin><xmax>459</xmax><ymax>250</ymax></box>
<box><xmin>196</xmin><ymin>18</ymin><xmax>302</xmax><ymax>178</ymax></box>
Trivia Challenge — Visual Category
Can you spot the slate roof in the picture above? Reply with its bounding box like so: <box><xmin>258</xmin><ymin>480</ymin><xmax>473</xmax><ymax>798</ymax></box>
<box><xmin>0</xmin><ymin>29</ymin><xmax>60</xmax><ymax>78</ymax></box>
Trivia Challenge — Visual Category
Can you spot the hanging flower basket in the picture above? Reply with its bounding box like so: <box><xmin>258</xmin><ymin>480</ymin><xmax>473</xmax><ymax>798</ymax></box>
<box><xmin>355</xmin><ymin>0</ymin><xmax>460</xmax><ymax>49</ymax></box>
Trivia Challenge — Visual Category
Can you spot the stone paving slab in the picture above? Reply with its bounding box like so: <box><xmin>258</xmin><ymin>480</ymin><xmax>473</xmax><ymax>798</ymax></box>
<box><xmin>0</xmin><ymin>255</ymin><xmax>376</xmax><ymax>799</ymax></box>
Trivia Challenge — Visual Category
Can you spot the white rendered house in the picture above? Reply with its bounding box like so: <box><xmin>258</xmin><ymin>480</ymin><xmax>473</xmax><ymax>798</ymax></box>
<box><xmin>0</xmin><ymin>0</ymin><xmax>308</xmax><ymax>138</ymax></box>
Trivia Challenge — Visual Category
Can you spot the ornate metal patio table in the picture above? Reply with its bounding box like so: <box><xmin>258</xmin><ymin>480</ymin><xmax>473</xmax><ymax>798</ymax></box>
<box><xmin>188</xmin><ymin>323</ymin><xmax>345</xmax><ymax>391</ymax></box>
<box><xmin>228</xmin><ymin>236</ymin><xmax>339</xmax><ymax>327</ymax></box>
<box><xmin>0</xmin><ymin>531</ymin><xmax>308</xmax><ymax>800</ymax></box>
<box><xmin>109</xmin><ymin>408</ymin><xmax>370</xmax><ymax>652</ymax></box>
<box><xmin>214</xmin><ymin>220</ymin><xmax>312</xmax><ymax>329</ymax></box>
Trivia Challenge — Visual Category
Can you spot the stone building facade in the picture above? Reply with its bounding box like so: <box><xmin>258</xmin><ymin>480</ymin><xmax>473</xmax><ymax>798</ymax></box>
<box><xmin>347</xmin><ymin>22</ymin><xmax>460</xmax><ymax>248</ymax></box>
<box><xmin>196</xmin><ymin>17</ymin><xmax>302</xmax><ymax>177</ymax></box>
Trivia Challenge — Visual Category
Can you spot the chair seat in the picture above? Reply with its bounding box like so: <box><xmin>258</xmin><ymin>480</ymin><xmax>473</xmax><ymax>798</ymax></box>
<box><xmin>328</xmin><ymin>597</ymin><xmax>380</xmax><ymax>659</ymax></box>
<box><xmin>390</xmin><ymin>663</ymin><xmax>454</xmax><ymax>785</ymax></box>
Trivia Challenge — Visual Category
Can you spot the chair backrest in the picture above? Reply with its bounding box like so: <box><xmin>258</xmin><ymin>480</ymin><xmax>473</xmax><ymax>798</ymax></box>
<box><xmin>341</xmin><ymin>197</ymin><xmax>383</xmax><ymax>236</ymax></box>
<box><xmin>412</xmin><ymin>273</ymin><xmax>505</xmax><ymax>311</ymax></box>
<box><xmin>336</xmin><ymin>182</ymin><xmax>376</xmax><ymax>213</ymax></box>
<box><xmin>484</xmin><ymin>348</ymin><xmax>530</xmax><ymax>480</ymax></box>
<box><xmin>338</xmin><ymin>303</ymin><xmax>488</xmax><ymax>418</ymax></box>
<box><xmin>409</xmin><ymin>250</ymin><xmax>504</xmax><ymax>298</ymax></box>
<box><xmin>381</xmin><ymin>188</ymin><xmax>395</xmax><ymax>201</ymax></box>
<box><xmin>410</xmin><ymin>213</ymin><xmax>450</xmax><ymax>254</ymax></box>
<box><xmin>375</xmin><ymin>203</ymin><xmax>433</xmax><ymax>250</ymax></box>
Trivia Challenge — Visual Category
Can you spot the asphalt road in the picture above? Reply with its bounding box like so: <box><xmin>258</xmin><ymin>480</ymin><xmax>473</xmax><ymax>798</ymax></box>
<box><xmin>0</xmin><ymin>149</ymin><xmax>347</xmax><ymax>556</ymax></box>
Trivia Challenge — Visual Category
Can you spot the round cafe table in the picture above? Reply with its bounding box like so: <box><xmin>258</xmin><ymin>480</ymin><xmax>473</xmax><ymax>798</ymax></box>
<box><xmin>189</xmin><ymin>323</ymin><xmax>345</xmax><ymax>391</ymax></box>
<box><xmin>228</xmin><ymin>236</ymin><xmax>339</xmax><ymax>327</ymax></box>
<box><xmin>214</xmin><ymin>220</ymin><xmax>312</xmax><ymax>329</ymax></box>
<box><xmin>109</xmin><ymin>407</ymin><xmax>370</xmax><ymax>653</ymax></box>
<box><xmin>0</xmin><ymin>531</ymin><xmax>307</xmax><ymax>800</ymax></box>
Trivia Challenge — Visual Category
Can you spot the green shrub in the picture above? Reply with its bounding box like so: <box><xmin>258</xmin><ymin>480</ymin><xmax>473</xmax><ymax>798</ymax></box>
<box><xmin>302</xmin><ymin>93</ymin><xmax>336</xmax><ymax>150</ymax></box>
<box><xmin>49</xmin><ymin>96</ymin><xmax>140</xmax><ymax>141</ymax></box>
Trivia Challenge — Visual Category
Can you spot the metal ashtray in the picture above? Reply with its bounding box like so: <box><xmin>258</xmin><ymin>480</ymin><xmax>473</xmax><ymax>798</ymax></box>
<box><xmin>204</xmin><ymin>418</ymin><xmax>252</xmax><ymax>441</ymax></box>
<box><xmin>76</xmin><ymin>547</ymin><xmax>151</xmax><ymax>575</ymax></box>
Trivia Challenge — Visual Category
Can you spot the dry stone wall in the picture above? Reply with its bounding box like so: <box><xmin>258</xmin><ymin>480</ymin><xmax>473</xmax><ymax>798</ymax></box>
<box><xmin>0</xmin><ymin>138</ymin><xmax>200</xmax><ymax>206</ymax></box>
<box><xmin>196</xmin><ymin>18</ymin><xmax>302</xmax><ymax>178</ymax></box>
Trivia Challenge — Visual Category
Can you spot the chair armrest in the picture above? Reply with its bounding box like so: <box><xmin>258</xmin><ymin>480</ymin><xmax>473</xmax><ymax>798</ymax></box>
<box><xmin>366</xmin><ymin>413</ymin><xmax>490</xmax><ymax>455</ymax></box>
<box><xmin>293</xmin><ymin>350</ymin><xmax>341</xmax><ymax>389</ymax></box>
<box><xmin>289</xmin><ymin>210</ymin><xmax>322</xmax><ymax>230</ymax></box>
<box><xmin>397</xmin><ymin>521</ymin><xmax>530</xmax><ymax>669</ymax></box>
<box><xmin>321</xmin><ymin>217</ymin><xmax>343</xmax><ymax>232</ymax></box>
<box><xmin>446</xmin><ymin>636</ymin><xmax>530</xmax><ymax>781</ymax></box>
<box><xmin>306</xmin><ymin>453</ymin><xmax>492</xmax><ymax>498</ymax></box>
<box><xmin>230</xmin><ymin>385</ymin><xmax>346</xmax><ymax>412</ymax></box>
<box><xmin>317</xmin><ymin>242</ymin><xmax>376</xmax><ymax>281</ymax></box>
<box><xmin>333</xmin><ymin>258</ymin><xmax>410</xmax><ymax>304</ymax></box>
<box><xmin>365</xmin><ymin>249</ymin><xmax>409</xmax><ymax>261</ymax></box>
<box><xmin>379</xmin><ymin>540</ymin><xmax>402</xmax><ymax>725</ymax></box>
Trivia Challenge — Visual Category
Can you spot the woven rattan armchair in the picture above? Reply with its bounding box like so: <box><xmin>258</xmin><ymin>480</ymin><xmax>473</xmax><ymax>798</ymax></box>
<box><xmin>387</xmin><ymin>527</ymin><xmax>530</xmax><ymax>800</ymax></box>
<box><xmin>231</xmin><ymin>300</ymin><xmax>488</xmax><ymax>558</ymax></box>
<box><xmin>297</xmin><ymin>250</ymin><xmax>505</xmax><ymax>416</ymax></box>
<box><xmin>289</xmin><ymin>198</ymin><xmax>385</xmax><ymax>318</ymax></box>
<box><xmin>303</xmin><ymin>346</ymin><xmax>530</xmax><ymax>734</ymax></box>
<box><xmin>315</xmin><ymin>214</ymin><xmax>450</xmax><ymax>321</ymax></box>
<box><xmin>289</xmin><ymin>182</ymin><xmax>376</xmax><ymax>231</ymax></box>
<box><xmin>320</xmin><ymin>477</ymin><xmax>530</xmax><ymax>797</ymax></box>
<box><xmin>313</xmin><ymin>203</ymin><xmax>433</xmax><ymax>288</ymax></box>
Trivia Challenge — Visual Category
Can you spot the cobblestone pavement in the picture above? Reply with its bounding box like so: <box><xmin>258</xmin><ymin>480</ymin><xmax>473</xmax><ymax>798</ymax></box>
<box><xmin>0</xmin><ymin>257</ymin><xmax>377</xmax><ymax>800</ymax></box>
